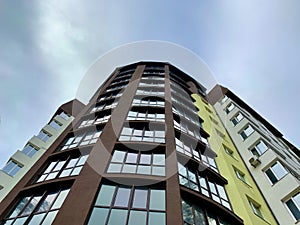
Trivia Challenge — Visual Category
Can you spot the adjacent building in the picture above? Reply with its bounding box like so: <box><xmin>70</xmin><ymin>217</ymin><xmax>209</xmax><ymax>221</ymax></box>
<box><xmin>0</xmin><ymin>99</ymin><xmax>84</xmax><ymax>202</ymax></box>
<box><xmin>208</xmin><ymin>85</ymin><xmax>300</xmax><ymax>225</ymax></box>
<box><xmin>0</xmin><ymin>62</ymin><xmax>298</xmax><ymax>225</ymax></box>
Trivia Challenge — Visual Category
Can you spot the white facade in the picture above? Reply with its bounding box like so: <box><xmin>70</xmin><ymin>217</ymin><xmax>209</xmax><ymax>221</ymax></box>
<box><xmin>213</xmin><ymin>94</ymin><xmax>300</xmax><ymax>225</ymax></box>
<box><xmin>0</xmin><ymin>111</ymin><xmax>74</xmax><ymax>202</ymax></box>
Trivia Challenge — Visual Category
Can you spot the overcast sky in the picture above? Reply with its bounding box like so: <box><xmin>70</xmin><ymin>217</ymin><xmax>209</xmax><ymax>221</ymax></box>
<box><xmin>0</xmin><ymin>0</ymin><xmax>299</xmax><ymax>168</ymax></box>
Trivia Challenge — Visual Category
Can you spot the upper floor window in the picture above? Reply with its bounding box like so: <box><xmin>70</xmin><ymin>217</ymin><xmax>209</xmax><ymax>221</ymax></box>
<box><xmin>78</xmin><ymin>115</ymin><xmax>111</xmax><ymax>128</ymax></box>
<box><xmin>37</xmin><ymin>130</ymin><xmax>51</xmax><ymax>142</ymax></box>
<box><xmin>175</xmin><ymin>138</ymin><xmax>218</xmax><ymax>172</ymax></box>
<box><xmin>49</xmin><ymin>120</ymin><xmax>62</xmax><ymax>130</ymax></box>
<box><xmin>90</xmin><ymin>102</ymin><xmax>118</xmax><ymax>113</ymax></box>
<box><xmin>36</xmin><ymin>154</ymin><xmax>88</xmax><ymax>182</ymax></box>
<box><xmin>2</xmin><ymin>188</ymin><xmax>70</xmax><ymax>225</ymax></box>
<box><xmin>234</xmin><ymin>168</ymin><xmax>248</xmax><ymax>184</ymax></box>
<box><xmin>127</xmin><ymin>110</ymin><xmax>165</xmax><ymax>122</ymax></box>
<box><xmin>178</xmin><ymin>162</ymin><xmax>230</xmax><ymax>210</ymax></box>
<box><xmin>87</xmin><ymin>183</ymin><xmax>166</xmax><ymax>225</ymax></box>
<box><xmin>223</xmin><ymin>145</ymin><xmax>235</xmax><ymax>158</ymax></box>
<box><xmin>250</xmin><ymin>140</ymin><xmax>268</xmax><ymax>156</ymax></box>
<box><xmin>249</xmin><ymin>199</ymin><xmax>264</xmax><ymax>219</ymax></box>
<box><xmin>59</xmin><ymin>111</ymin><xmax>70</xmax><ymax>120</ymax></box>
<box><xmin>61</xmin><ymin>130</ymin><xmax>102</xmax><ymax>151</ymax></box>
<box><xmin>22</xmin><ymin>144</ymin><xmax>39</xmax><ymax>157</ymax></box>
<box><xmin>240</xmin><ymin>125</ymin><xmax>254</xmax><ymax>140</ymax></box>
<box><xmin>265</xmin><ymin>161</ymin><xmax>288</xmax><ymax>184</ymax></box>
<box><xmin>2</xmin><ymin>161</ymin><xmax>22</xmax><ymax>176</ymax></box>
<box><xmin>119</xmin><ymin>127</ymin><xmax>165</xmax><ymax>143</ymax></box>
<box><xmin>107</xmin><ymin>150</ymin><xmax>165</xmax><ymax>176</ymax></box>
<box><xmin>231</xmin><ymin>112</ymin><xmax>244</xmax><ymax>126</ymax></box>
<box><xmin>132</xmin><ymin>98</ymin><xmax>164</xmax><ymax>108</ymax></box>
<box><xmin>285</xmin><ymin>192</ymin><xmax>300</xmax><ymax>221</ymax></box>
<box><xmin>225</xmin><ymin>103</ymin><xmax>235</xmax><ymax>114</ymax></box>
<box><xmin>220</xmin><ymin>95</ymin><xmax>228</xmax><ymax>104</ymax></box>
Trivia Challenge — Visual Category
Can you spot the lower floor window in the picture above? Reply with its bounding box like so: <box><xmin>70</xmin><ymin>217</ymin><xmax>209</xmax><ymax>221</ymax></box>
<box><xmin>88</xmin><ymin>183</ymin><xmax>166</xmax><ymax>225</ymax></box>
<box><xmin>181</xmin><ymin>198</ymin><xmax>235</xmax><ymax>225</ymax></box>
<box><xmin>2</xmin><ymin>187</ymin><xmax>70</xmax><ymax>225</ymax></box>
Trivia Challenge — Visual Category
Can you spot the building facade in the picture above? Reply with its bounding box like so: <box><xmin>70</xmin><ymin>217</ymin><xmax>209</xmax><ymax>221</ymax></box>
<box><xmin>0</xmin><ymin>62</ymin><xmax>297</xmax><ymax>225</ymax></box>
<box><xmin>0</xmin><ymin>100</ymin><xmax>84</xmax><ymax>203</ymax></box>
<box><xmin>208</xmin><ymin>85</ymin><xmax>300</xmax><ymax>225</ymax></box>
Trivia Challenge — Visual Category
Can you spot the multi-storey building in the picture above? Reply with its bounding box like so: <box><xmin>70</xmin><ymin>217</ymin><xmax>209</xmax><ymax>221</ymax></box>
<box><xmin>208</xmin><ymin>85</ymin><xmax>300</xmax><ymax>225</ymax></box>
<box><xmin>0</xmin><ymin>100</ymin><xmax>84</xmax><ymax>203</ymax></box>
<box><xmin>0</xmin><ymin>62</ymin><xmax>297</xmax><ymax>225</ymax></box>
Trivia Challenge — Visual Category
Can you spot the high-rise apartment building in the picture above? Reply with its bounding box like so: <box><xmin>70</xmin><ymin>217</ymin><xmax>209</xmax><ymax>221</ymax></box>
<box><xmin>0</xmin><ymin>62</ymin><xmax>298</xmax><ymax>225</ymax></box>
<box><xmin>208</xmin><ymin>85</ymin><xmax>300</xmax><ymax>225</ymax></box>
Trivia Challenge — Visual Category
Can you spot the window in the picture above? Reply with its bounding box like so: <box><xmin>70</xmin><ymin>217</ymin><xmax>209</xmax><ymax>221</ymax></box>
<box><xmin>250</xmin><ymin>140</ymin><xmax>268</xmax><ymax>156</ymax></box>
<box><xmin>37</xmin><ymin>131</ymin><xmax>51</xmax><ymax>142</ymax></box>
<box><xmin>22</xmin><ymin>144</ymin><xmax>39</xmax><ymax>157</ymax></box>
<box><xmin>173</xmin><ymin>120</ymin><xmax>201</xmax><ymax>140</ymax></box>
<box><xmin>249</xmin><ymin>200</ymin><xmax>264</xmax><ymax>219</ymax></box>
<box><xmin>119</xmin><ymin>127</ymin><xmax>165</xmax><ymax>143</ymax></box>
<box><xmin>209</xmin><ymin>116</ymin><xmax>218</xmax><ymax>125</ymax></box>
<box><xmin>265</xmin><ymin>161</ymin><xmax>288</xmax><ymax>184</ymax></box>
<box><xmin>225</xmin><ymin>103</ymin><xmax>234</xmax><ymax>114</ymax></box>
<box><xmin>235</xmin><ymin>169</ymin><xmax>248</xmax><ymax>184</ymax></box>
<box><xmin>231</xmin><ymin>112</ymin><xmax>243</xmax><ymax>125</ymax></box>
<box><xmin>78</xmin><ymin>115</ymin><xmax>111</xmax><ymax>128</ymax></box>
<box><xmin>2</xmin><ymin>188</ymin><xmax>70</xmax><ymax>225</ymax></box>
<box><xmin>59</xmin><ymin>111</ymin><xmax>70</xmax><ymax>120</ymax></box>
<box><xmin>181</xmin><ymin>199</ymin><xmax>232</xmax><ymax>225</ymax></box>
<box><xmin>285</xmin><ymin>193</ymin><xmax>300</xmax><ymax>221</ymax></box>
<box><xmin>132</xmin><ymin>98</ymin><xmax>164</xmax><ymax>107</ymax></box>
<box><xmin>178</xmin><ymin>162</ymin><xmax>230</xmax><ymax>209</ymax></box>
<box><xmin>49</xmin><ymin>120</ymin><xmax>62</xmax><ymax>130</ymax></box>
<box><xmin>36</xmin><ymin>154</ymin><xmax>88</xmax><ymax>182</ymax></box>
<box><xmin>224</xmin><ymin>145</ymin><xmax>235</xmax><ymax>158</ymax></box>
<box><xmin>61</xmin><ymin>130</ymin><xmax>102</xmax><ymax>150</ymax></box>
<box><xmin>175</xmin><ymin>138</ymin><xmax>218</xmax><ymax>172</ymax></box>
<box><xmin>127</xmin><ymin>110</ymin><xmax>165</xmax><ymax>122</ymax></box>
<box><xmin>107</xmin><ymin>150</ymin><xmax>165</xmax><ymax>176</ymax></box>
<box><xmin>240</xmin><ymin>125</ymin><xmax>254</xmax><ymax>140</ymax></box>
<box><xmin>90</xmin><ymin>102</ymin><xmax>118</xmax><ymax>113</ymax></box>
<box><xmin>220</xmin><ymin>95</ymin><xmax>228</xmax><ymax>104</ymax></box>
<box><xmin>87</xmin><ymin>183</ymin><xmax>166</xmax><ymax>225</ymax></box>
<box><xmin>2</xmin><ymin>161</ymin><xmax>22</xmax><ymax>176</ymax></box>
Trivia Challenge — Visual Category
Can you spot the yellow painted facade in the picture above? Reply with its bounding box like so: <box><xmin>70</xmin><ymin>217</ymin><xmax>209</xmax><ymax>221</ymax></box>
<box><xmin>192</xmin><ymin>94</ymin><xmax>278</xmax><ymax>225</ymax></box>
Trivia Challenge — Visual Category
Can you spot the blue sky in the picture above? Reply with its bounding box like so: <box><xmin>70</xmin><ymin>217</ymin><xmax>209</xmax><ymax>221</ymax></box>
<box><xmin>0</xmin><ymin>0</ymin><xmax>299</xmax><ymax>167</ymax></box>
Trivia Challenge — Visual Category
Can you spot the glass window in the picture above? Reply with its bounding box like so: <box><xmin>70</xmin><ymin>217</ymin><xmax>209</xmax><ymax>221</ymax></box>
<box><xmin>22</xmin><ymin>144</ymin><xmax>39</xmax><ymax>157</ymax></box>
<box><xmin>2</xmin><ymin>161</ymin><xmax>22</xmax><ymax>176</ymax></box>
<box><xmin>249</xmin><ymin>200</ymin><xmax>264</xmax><ymax>218</ymax></box>
<box><xmin>59</xmin><ymin>111</ymin><xmax>70</xmax><ymax>120</ymax></box>
<box><xmin>285</xmin><ymin>193</ymin><xmax>300</xmax><ymax>221</ymax></box>
<box><xmin>114</xmin><ymin>187</ymin><xmax>131</xmax><ymax>207</ymax></box>
<box><xmin>107</xmin><ymin>150</ymin><xmax>165</xmax><ymax>176</ymax></box>
<box><xmin>181</xmin><ymin>199</ymin><xmax>230</xmax><ymax>225</ymax></box>
<box><xmin>119</xmin><ymin>127</ymin><xmax>165</xmax><ymax>143</ymax></box>
<box><xmin>36</xmin><ymin>154</ymin><xmax>88</xmax><ymax>182</ymax></box>
<box><xmin>240</xmin><ymin>125</ymin><xmax>254</xmax><ymax>140</ymax></box>
<box><xmin>231</xmin><ymin>112</ymin><xmax>243</xmax><ymax>125</ymax></box>
<box><xmin>61</xmin><ymin>130</ymin><xmax>102</xmax><ymax>150</ymax></box>
<box><xmin>265</xmin><ymin>161</ymin><xmax>288</xmax><ymax>184</ymax></box>
<box><xmin>88</xmin><ymin>183</ymin><xmax>166</xmax><ymax>225</ymax></box>
<box><xmin>251</xmin><ymin>140</ymin><xmax>268</xmax><ymax>156</ymax></box>
<box><xmin>37</xmin><ymin>131</ymin><xmax>51</xmax><ymax>142</ymax></box>
<box><xmin>49</xmin><ymin>120</ymin><xmax>62</xmax><ymax>130</ymax></box>
<box><xmin>178</xmin><ymin>162</ymin><xmax>231</xmax><ymax>210</ymax></box>
<box><xmin>235</xmin><ymin>169</ymin><xmax>248</xmax><ymax>184</ymax></box>
<box><xmin>132</xmin><ymin>189</ymin><xmax>147</xmax><ymax>209</ymax></box>
<box><xmin>2</xmin><ymin>188</ymin><xmax>70</xmax><ymax>225</ymax></box>
<box><xmin>225</xmin><ymin>103</ymin><xmax>235</xmax><ymax>114</ymax></box>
